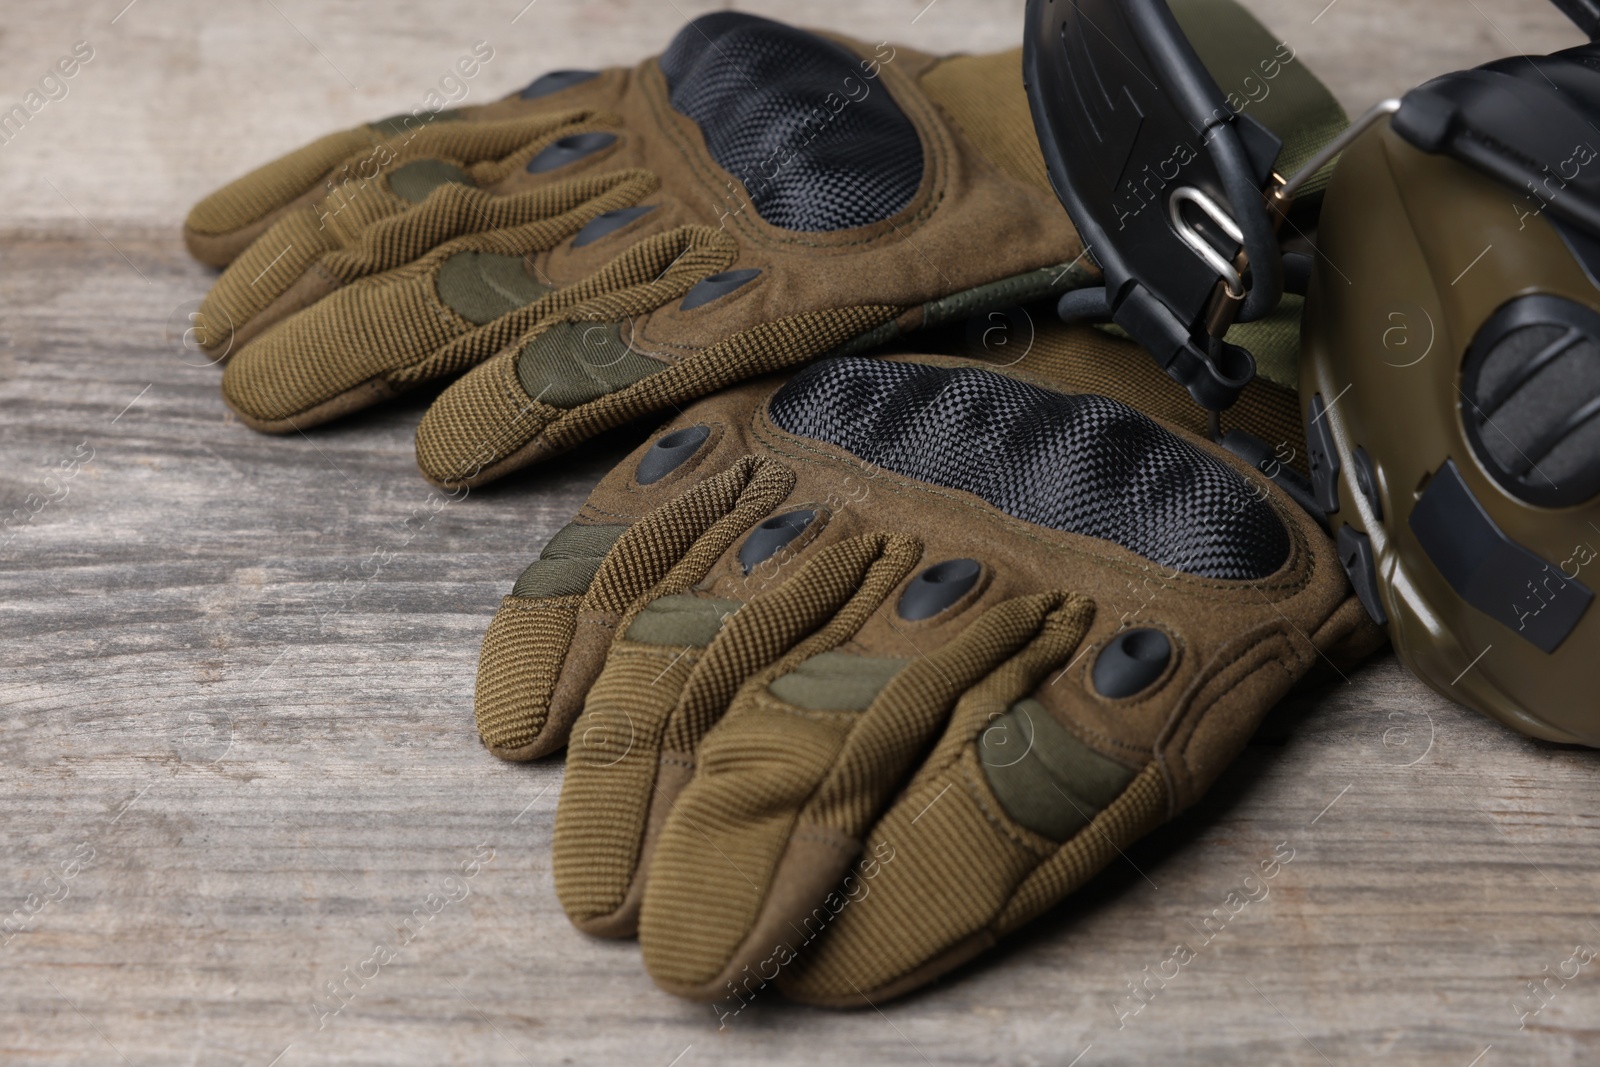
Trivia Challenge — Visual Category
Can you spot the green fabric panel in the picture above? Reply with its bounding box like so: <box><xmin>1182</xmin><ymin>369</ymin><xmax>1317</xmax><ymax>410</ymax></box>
<box><xmin>368</xmin><ymin>109</ymin><xmax>464</xmax><ymax>139</ymax></box>
<box><xmin>979</xmin><ymin>699</ymin><xmax>1135</xmax><ymax>842</ymax></box>
<box><xmin>542</xmin><ymin>521</ymin><xmax>629</xmax><ymax>561</ymax></box>
<box><xmin>767</xmin><ymin>652</ymin><xmax>909</xmax><ymax>712</ymax></box>
<box><xmin>437</xmin><ymin>251</ymin><xmax>553</xmax><ymax>325</ymax></box>
<box><xmin>387</xmin><ymin>158</ymin><xmax>473</xmax><ymax>204</ymax></box>
<box><xmin>1173</xmin><ymin>0</ymin><xmax>1348</xmax><ymax>189</ymax></box>
<box><xmin>624</xmin><ymin>593</ymin><xmax>743</xmax><ymax>648</ymax></box>
<box><xmin>516</xmin><ymin>322</ymin><xmax>664</xmax><ymax>408</ymax></box>
<box><xmin>511</xmin><ymin>557</ymin><xmax>605</xmax><ymax>599</ymax></box>
<box><xmin>511</xmin><ymin>522</ymin><xmax>628</xmax><ymax>597</ymax></box>
<box><xmin>1224</xmin><ymin>293</ymin><xmax>1303</xmax><ymax>390</ymax></box>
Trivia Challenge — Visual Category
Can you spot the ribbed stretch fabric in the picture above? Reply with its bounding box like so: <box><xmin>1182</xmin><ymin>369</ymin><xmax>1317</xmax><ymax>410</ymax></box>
<box><xmin>659</xmin><ymin>12</ymin><xmax>924</xmax><ymax>231</ymax></box>
<box><xmin>767</xmin><ymin>358</ymin><xmax>1290</xmax><ymax>579</ymax></box>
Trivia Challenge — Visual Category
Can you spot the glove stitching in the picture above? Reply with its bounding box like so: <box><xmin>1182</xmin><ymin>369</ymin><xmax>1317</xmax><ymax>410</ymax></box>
<box><xmin>1172</xmin><ymin>632</ymin><xmax>1298</xmax><ymax>761</ymax></box>
<box><xmin>789</xmin><ymin>825</ymin><xmax>859</xmax><ymax>856</ymax></box>
<box><xmin>499</xmin><ymin>597</ymin><xmax>581</xmax><ymax>615</ymax></box>
<box><xmin>1156</xmin><ymin>631</ymin><xmax>1297</xmax><ymax>806</ymax></box>
<box><xmin>578</xmin><ymin>501</ymin><xmax>646</xmax><ymax>522</ymax></box>
<box><xmin>492</xmin><ymin>346</ymin><xmax>551</xmax><ymax>443</ymax></box>
<box><xmin>956</xmin><ymin>758</ymin><xmax>1056</xmax><ymax>858</ymax></box>
<box><xmin>309</xmin><ymin>261</ymin><xmax>341</xmax><ymax>290</ymax></box>
<box><xmin>766</xmin><ymin>700</ymin><xmax>859</xmax><ymax>727</ymax></box>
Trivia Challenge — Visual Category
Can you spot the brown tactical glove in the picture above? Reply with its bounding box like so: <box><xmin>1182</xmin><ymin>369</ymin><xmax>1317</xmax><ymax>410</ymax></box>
<box><xmin>182</xmin><ymin>12</ymin><xmax>1086</xmax><ymax>489</ymax></box>
<box><xmin>472</xmin><ymin>325</ymin><xmax>1377</xmax><ymax>1006</ymax></box>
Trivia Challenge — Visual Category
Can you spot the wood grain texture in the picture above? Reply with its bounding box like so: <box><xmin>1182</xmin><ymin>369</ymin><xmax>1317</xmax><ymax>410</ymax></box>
<box><xmin>1</xmin><ymin>1</ymin><xmax>1597</xmax><ymax>1065</ymax></box>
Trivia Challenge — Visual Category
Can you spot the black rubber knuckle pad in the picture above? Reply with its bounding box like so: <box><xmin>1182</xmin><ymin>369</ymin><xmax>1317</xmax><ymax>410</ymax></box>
<box><xmin>636</xmin><ymin>425</ymin><xmax>712</xmax><ymax>485</ymax></box>
<box><xmin>737</xmin><ymin>510</ymin><xmax>816</xmax><ymax>573</ymax></box>
<box><xmin>527</xmin><ymin>131</ymin><xmax>617</xmax><ymax>174</ymax></box>
<box><xmin>520</xmin><ymin>69</ymin><xmax>600</xmax><ymax>99</ymax></box>
<box><xmin>897</xmin><ymin>558</ymin><xmax>982</xmax><ymax>620</ymax></box>
<box><xmin>768</xmin><ymin>358</ymin><xmax>1290</xmax><ymax>580</ymax></box>
<box><xmin>573</xmin><ymin>205</ymin><xmax>657</xmax><ymax>248</ymax></box>
<box><xmin>680</xmin><ymin>269</ymin><xmax>762</xmax><ymax>311</ymax></box>
<box><xmin>658</xmin><ymin>12</ymin><xmax>923</xmax><ymax>231</ymax></box>
<box><xmin>1091</xmin><ymin>628</ymin><xmax>1172</xmax><ymax>698</ymax></box>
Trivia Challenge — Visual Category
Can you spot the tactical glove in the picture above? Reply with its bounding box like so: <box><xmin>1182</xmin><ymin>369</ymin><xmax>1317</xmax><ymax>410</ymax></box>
<box><xmin>474</xmin><ymin>329</ymin><xmax>1377</xmax><ymax>1005</ymax></box>
<box><xmin>183</xmin><ymin>12</ymin><xmax>1089</xmax><ymax>488</ymax></box>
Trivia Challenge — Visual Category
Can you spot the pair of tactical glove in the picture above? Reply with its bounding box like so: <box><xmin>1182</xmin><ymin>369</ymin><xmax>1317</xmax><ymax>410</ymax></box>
<box><xmin>187</xmin><ymin>3</ymin><xmax>1378</xmax><ymax>1008</ymax></box>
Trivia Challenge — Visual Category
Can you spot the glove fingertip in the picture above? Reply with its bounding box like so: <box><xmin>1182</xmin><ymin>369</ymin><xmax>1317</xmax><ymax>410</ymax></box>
<box><xmin>184</xmin><ymin>125</ymin><xmax>379</xmax><ymax>266</ymax></box>
<box><xmin>475</xmin><ymin>592</ymin><xmax>585</xmax><ymax>760</ymax></box>
<box><xmin>183</xmin><ymin>223</ymin><xmax>249</xmax><ymax>270</ymax></box>
<box><xmin>416</xmin><ymin>352</ymin><xmax>556</xmax><ymax>490</ymax></box>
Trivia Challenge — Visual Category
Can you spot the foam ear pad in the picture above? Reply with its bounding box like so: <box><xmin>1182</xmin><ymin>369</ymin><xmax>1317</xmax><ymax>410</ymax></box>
<box><xmin>658</xmin><ymin>12</ymin><xmax>924</xmax><ymax>232</ymax></box>
<box><xmin>767</xmin><ymin>358</ymin><xmax>1290</xmax><ymax>580</ymax></box>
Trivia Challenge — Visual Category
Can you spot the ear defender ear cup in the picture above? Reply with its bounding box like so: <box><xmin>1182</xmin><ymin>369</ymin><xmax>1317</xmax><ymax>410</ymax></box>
<box><xmin>1299</xmin><ymin>47</ymin><xmax>1600</xmax><ymax>744</ymax></box>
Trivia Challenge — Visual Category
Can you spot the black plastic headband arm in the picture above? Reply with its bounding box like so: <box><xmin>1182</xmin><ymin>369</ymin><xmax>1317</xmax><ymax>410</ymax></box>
<box><xmin>1552</xmin><ymin>0</ymin><xmax>1600</xmax><ymax>39</ymax></box>
<box><xmin>1023</xmin><ymin>0</ymin><xmax>1286</xmax><ymax>412</ymax></box>
<box><xmin>1393</xmin><ymin>45</ymin><xmax>1600</xmax><ymax>236</ymax></box>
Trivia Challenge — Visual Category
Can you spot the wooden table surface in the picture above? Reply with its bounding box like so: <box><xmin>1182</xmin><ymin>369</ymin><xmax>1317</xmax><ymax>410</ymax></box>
<box><xmin>2</xmin><ymin>1</ymin><xmax>1596</xmax><ymax>1064</ymax></box>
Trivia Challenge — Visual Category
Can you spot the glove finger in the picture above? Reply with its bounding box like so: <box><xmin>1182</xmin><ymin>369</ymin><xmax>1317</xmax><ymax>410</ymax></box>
<box><xmin>415</xmin><ymin>287</ymin><xmax>899</xmax><ymax>490</ymax></box>
<box><xmin>185</xmin><ymin>123</ymin><xmax>394</xmax><ymax>269</ymax></box>
<box><xmin>218</xmin><ymin>179</ymin><xmax>681</xmax><ymax>433</ymax></box>
<box><xmin>476</xmin><ymin>452</ymin><xmax>796</xmax><ymax>761</ymax></box>
<box><xmin>634</xmin><ymin>589</ymin><xmax>1093</xmax><ymax>1000</ymax></box>
<box><xmin>554</xmin><ymin>532</ymin><xmax>921</xmax><ymax>939</ymax></box>
<box><xmin>194</xmin><ymin>112</ymin><xmax>623</xmax><ymax>356</ymax></box>
<box><xmin>775</xmin><ymin>605</ymin><xmax>1155</xmax><ymax>1007</ymax></box>
<box><xmin>183</xmin><ymin>106</ymin><xmax>608</xmax><ymax>268</ymax></box>
<box><xmin>416</xmin><ymin>224</ymin><xmax>889</xmax><ymax>487</ymax></box>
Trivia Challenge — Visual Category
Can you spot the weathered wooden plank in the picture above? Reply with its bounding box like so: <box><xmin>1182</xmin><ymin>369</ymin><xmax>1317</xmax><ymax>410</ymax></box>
<box><xmin>3</xmin><ymin>2</ymin><xmax>1598</xmax><ymax>1065</ymax></box>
